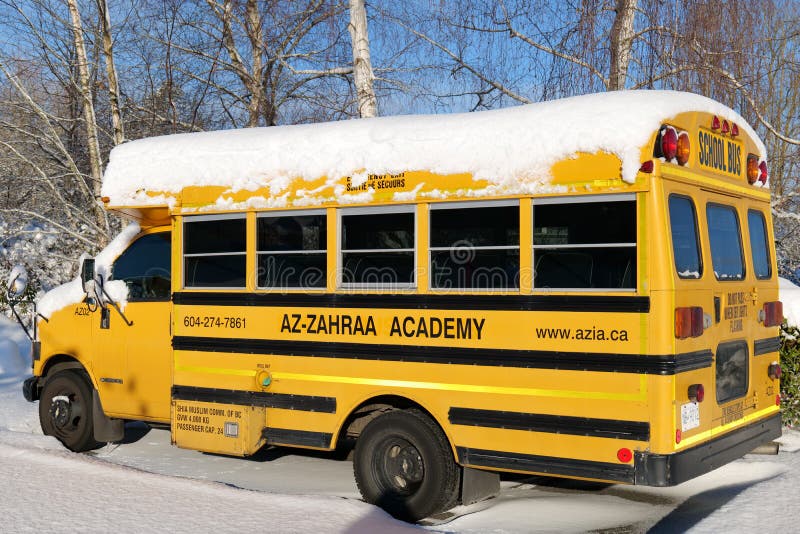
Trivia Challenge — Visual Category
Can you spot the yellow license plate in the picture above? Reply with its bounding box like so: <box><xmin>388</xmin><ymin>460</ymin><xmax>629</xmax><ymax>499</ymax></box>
<box><xmin>697</xmin><ymin>129</ymin><xmax>743</xmax><ymax>178</ymax></box>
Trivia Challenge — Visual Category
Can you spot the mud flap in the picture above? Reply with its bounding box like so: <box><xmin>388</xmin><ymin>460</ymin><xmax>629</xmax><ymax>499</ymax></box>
<box><xmin>92</xmin><ymin>390</ymin><xmax>125</xmax><ymax>442</ymax></box>
<box><xmin>460</xmin><ymin>466</ymin><xmax>500</xmax><ymax>506</ymax></box>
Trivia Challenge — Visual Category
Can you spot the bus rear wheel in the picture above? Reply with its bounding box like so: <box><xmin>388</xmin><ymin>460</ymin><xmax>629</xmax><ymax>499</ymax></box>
<box><xmin>39</xmin><ymin>370</ymin><xmax>102</xmax><ymax>452</ymax></box>
<box><xmin>353</xmin><ymin>409</ymin><xmax>460</xmax><ymax>522</ymax></box>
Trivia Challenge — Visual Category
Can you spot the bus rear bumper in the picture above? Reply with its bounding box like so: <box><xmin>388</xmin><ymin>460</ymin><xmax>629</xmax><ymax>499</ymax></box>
<box><xmin>634</xmin><ymin>412</ymin><xmax>782</xmax><ymax>486</ymax></box>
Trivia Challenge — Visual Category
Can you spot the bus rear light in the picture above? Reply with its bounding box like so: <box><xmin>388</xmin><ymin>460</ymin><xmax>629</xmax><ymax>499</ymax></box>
<box><xmin>768</xmin><ymin>362</ymin><xmax>782</xmax><ymax>380</ymax></box>
<box><xmin>675</xmin><ymin>429</ymin><xmax>682</xmax><ymax>443</ymax></box>
<box><xmin>721</xmin><ymin>120</ymin><xmax>730</xmax><ymax>134</ymax></box>
<box><xmin>675</xmin><ymin>307</ymin><xmax>704</xmax><ymax>339</ymax></box>
<box><xmin>688</xmin><ymin>383</ymin><xmax>705</xmax><ymax>403</ymax></box>
<box><xmin>777</xmin><ymin>394</ymin><xmax>782</xmax><ymax>406</ymax></box>
<box><xmin>712</xmin><ymin>116</ymin><xmax>721</xmax><ymax>130</ymax></box>
<box><xmin>731</xmin><ymin>123</ymin><xmax>739</xmax><ymax>137</ymax></box>
<box><xmin>661</xmin><ymin>127</ymin><xmax>678</xmax><ymax>161</ymax></box>
<box><xmin>617</xmin><ymin>448</ymin><xmax>632</xmax><ymax>463</ymax></box>
<box><xmin>746</xmin><ymin>154</ymin><xmax>759</xmax><ymax>184</ymax></box>
<box><xmin>758</xmin><ymin>161</ymin><xmax>768</xmax><ymax>184</ymax></box>
<box><xmin>763</xmin><ymin>301</ymin><xmax>783</xmax><ymax>327</ymax></box>
<box><xmin>676</xmin><ymin>132</ymin><xmax>690</xmax><ymax>165</ymax></box>
<box><xmin>639</xmin><ymin>160</ymin><xmax>654</xmax><ymax>173</ymax></box>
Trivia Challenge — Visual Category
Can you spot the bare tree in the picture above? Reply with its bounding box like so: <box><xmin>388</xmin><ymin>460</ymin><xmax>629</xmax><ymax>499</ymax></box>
<box><xmin>608</xmin><ymin>0</ymin><xmax>637</xmax><ymax>90</ymax></box>
<box><xmin>348</xmin><ymin>0</ymin><xmax>377</xmax><ymax>117</ymax></box>
<box><xmin>97</xmin><ymin>0</ymin><xmax>125</xmax><ymax>145</ymax></box>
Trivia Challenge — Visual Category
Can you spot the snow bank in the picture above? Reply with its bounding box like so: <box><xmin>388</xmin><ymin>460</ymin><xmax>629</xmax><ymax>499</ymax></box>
<box><xmin>37</xmin><ymin>223</ymin><xmax>140</xmax><ymax>319</ymax></box>
<box><xmin>102</xmin><ymin>91</ymin><xmax>766</xmax><ymax>206</ymax></box>
<box><xmin>0</xmin><ymin>316</ymin><xmax>39</xmax><ymax>433</ymax></box>
<box><xmin>780</xmin><ymin>277</ymin><xmax>800</xmax><ymax>328</ymax></box>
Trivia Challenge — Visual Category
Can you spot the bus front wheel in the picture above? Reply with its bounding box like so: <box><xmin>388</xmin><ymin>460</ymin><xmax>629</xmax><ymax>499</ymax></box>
<box><xmin>39</xmin><ymin>370</ymin><xmax>103</xmax><ymax>452</ymax></box>
<box><xmin>353</xmin><ymin>409</ymin><xmax>460</xmax><ymax>522</ymax></box>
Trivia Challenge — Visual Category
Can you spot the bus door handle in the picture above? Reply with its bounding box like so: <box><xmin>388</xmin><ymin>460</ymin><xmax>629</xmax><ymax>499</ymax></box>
<box><xmin>714</xmin><ymin>296</ymin><xmax>721</xmax><ymax>323</ymax></box>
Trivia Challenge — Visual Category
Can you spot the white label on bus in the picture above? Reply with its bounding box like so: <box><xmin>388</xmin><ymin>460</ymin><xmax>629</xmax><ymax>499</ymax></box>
<box><xmin>681</xmin><ymin>402</ymin><xmax>700</xmax><ymax>431</ymax></box>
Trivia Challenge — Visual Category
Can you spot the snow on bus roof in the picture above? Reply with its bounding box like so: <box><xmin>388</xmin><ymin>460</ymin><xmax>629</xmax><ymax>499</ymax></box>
<box><xmin>101</xmin><ymin>90</ymin><xmax>766</xmax><ymax>207</ymax></box>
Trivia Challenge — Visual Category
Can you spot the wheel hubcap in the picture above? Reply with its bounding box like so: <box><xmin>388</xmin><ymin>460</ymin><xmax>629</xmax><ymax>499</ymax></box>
<box><xmin>50</xmin><ymin>396</ymin><xmax>74</xmax><ymax>429</ymax></box>
<box><xmin>381</xmin><ymin>440</ymin><xmax>424</xmax><ymax>494</ymax></box>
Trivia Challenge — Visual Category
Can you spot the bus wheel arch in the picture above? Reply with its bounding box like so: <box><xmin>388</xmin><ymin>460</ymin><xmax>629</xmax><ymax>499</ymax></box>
<box><xmin>337</xmin><ymin>395</ymin><xmax>455</xmax><ymax>457</ymax></box>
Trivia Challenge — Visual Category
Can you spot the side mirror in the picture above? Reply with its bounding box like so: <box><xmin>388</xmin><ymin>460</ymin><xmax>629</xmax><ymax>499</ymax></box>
<box><xmin>81</xmin><ymin>257</ymin><xmax>96</xmax><ymax>294</ymax></box>
<box><xmin>6</xmin><ymin>265</ymin><xmax>28</xmax><ymax>299</ymax></box>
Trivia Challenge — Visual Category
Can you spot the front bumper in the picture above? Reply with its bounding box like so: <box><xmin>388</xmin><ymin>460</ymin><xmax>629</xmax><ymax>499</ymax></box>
<box><xmin>634</xmin><ymin>412</ymin><xmax>782</xmax><ymax>486</ymax></box>
<box><xmin>22</xmin><ymin>376</ymin><xmax>40</xmax><ymax>402</ymax></box>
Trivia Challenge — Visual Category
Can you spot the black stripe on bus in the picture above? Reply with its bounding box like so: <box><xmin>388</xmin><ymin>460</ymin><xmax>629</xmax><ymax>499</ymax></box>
<box><xmin>172</xmin><ymin>336</ymin><xmax>713</xmax><ymax>375</ymax></box>
<box><xmin>448</xmin><ymin>407</ymin><xmax>650</xmax><ymax>441</ymax></box>
<box><xmin>261</xmin><ymin>428</ymin><xmax>332</xmax><ymax>449</ymax></box>
<box><xmin>456</xmin><ymin>446</ymin><xmax>634</xmax><ymax>483</ymax></box>
<box><xmin>171</xmin><ymin>385</ymin><xmax>336</xmax><ymax>413</ymax></box>
<box><xmin>172</xmin><ymin>292</ymin><xmax>650</xmax><ymax>313</ymax></box>
<box><xmin>754</xmin><ymin>337</ymin><xmax>781</xmax><ymax>356</ymax></box>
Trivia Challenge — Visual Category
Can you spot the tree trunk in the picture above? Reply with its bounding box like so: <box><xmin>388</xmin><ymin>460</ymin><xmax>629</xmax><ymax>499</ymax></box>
<box><xmin>348</xmin><ymin>0</ymin><xmax>377</xmax><ymax>118</ymax></box>
<box><xmin>97</xmin><ymin>0</ymin><xmax>125</xmax><ymax>145</ymax></box>
<box><xmin>608</xmin><ymin>0</ymin><xmax>637</xmax><ymax>91</ymax></box>
<box><xmin>66</xmin><ymin>0</ymin><xmax>107</xmax><ymax>242</ymax></box>
<box><xmin>245</xmin><ymin>0</ymin><xmax>264</xmax><ymax>127</ymax></box>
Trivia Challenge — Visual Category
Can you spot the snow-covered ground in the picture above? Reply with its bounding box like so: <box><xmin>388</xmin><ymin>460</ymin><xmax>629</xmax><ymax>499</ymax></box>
<box><xmin>1</xmin><ymin>306</ymin><xmax>800</xmax><ymax>533</ymax></box>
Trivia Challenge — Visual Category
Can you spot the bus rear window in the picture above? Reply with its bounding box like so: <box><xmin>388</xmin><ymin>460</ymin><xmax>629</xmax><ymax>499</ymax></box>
<box><xmin>706</xmin><ymin>204</ymin><xmax>744</xmax><ymax>281</ymax></box>
<box><xmin>533</xmin><ymin>197</ymin><xmax>636</xmax><ymax>290</ymax></box>
<box><xmin>668</xmin><ymin>196</ymin><xmax>702</xmax><ymax>279</ymax></box>
<box><xmin>747</xmin><ymin>210</ymin><xmax>772</xmax><ymax>280</ymax></box>
<box><xmin>716</xmin><ymin>341</ymin><xmax>748</xmax><ymax>403</ymax></box>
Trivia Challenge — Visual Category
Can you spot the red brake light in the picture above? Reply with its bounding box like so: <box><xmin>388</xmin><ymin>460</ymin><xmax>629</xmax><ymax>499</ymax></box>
<box><xmin>731</xmin><ymin>123</ymin><xmax>739</xmax><ymax>137</ymax></box>
<box><xmin>661</xmin><ymin>127</ymin><xmax>678</xmax><ymax>161</ymax></box>
<box><xmin>639</xmin><ymin>160</ymin><xmax>654</xmax><ymax>173</ymax></box>
<box><xmin>676</xmin><ymin>132</ymin><xmax>690</xmax><ymax>165</ymax></box>
<box><xmin>617</xmin><ymin>448</ymin><xmax>632</xmax><ymax>463</ymax></box>
<box><xmin>758</xmin><ymin>161</ymin><xmax>768</xmax><ymax>184</ymax></box>
<box><xmin>675</xmin><ymin>307</ymin><xmax>704</xmax><ymax>339</ymax></box>
<box><xmin>763</xmin><ymin>301</ymin><xmax>783</xmax><ymax>327</ymax></box>
<box><xmin>777</xmin><ymin>394</ymin><xmax>782</xmax><ymax>406</ymax></box>
<box><xmin>712</xmin><ymin>116</ymin><xmax>721</xmax><ymax>130</ymax></box>
<box><xmin>676</xmin><ymin>429</ymin><xmax>682</xmax><ymax>443</ymax></box>
<box><xmin>688</xmin><ymin>383</ymin><xmax>705</xmax><ymax>403</ymax></box>
<box><xmin>768</xmin><ymin>362</ymin><xmax>782</xmax><ymax>380</ymax></box>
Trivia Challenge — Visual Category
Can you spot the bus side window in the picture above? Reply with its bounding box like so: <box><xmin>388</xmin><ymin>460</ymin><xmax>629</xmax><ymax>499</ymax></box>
<box><xmin>747</xmin><ymin>210</ymin><xmax>772</xmax><ymax>280</ymax></box>
<box><xmin>429</xmin><ymin>202</ymin><xmax>519</xmax><ymax>290</ymax></box>
<box><xmin>111</xmin><ymin>232</ymin><xmax>171</xmax><ymax>301</ymax></box>
<box><xmin>533</xmin><ymin>197</ymin><xmax>636</xmax><ymax>290</ymax></box>
<box><xmin>668</xmin><ymin>195</ymin><xmax>702</xmax><ymax>279</ymax></box>
<box><xmin>183</xmin><ymin>215</ymin><xmax>247</xmax><ymax>288</ymax></box>
<box><xmin>340</xmin><ymin>208</ymin><xmax>415</xmax><ymax>288</ymax></box>
<box><xmin>706</xmin><ymin>204</ymin><xmax>745</xmax><ymax>281</ymax></box>
<box><xmin>257</xmin><ymin>212</ymin><xmax>327</xmax><ymax>289</ymax></box>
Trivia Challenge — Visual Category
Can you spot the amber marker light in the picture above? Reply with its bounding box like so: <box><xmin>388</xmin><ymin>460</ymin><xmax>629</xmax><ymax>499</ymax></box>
<box><xmin>676</xmin><ymin>132</ymin><xmax>690</xmax><ymax>165</ymax></box>
<box><xmin>747</xmin><ymin>154</ymin><xmax>759</xmax><ymax>184</ymax></box>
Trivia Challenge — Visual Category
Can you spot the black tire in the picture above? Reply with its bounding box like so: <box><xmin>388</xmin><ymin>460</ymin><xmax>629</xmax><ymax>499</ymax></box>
<box><xmin>353</xmin><ymin>409</ymin><xmax>460</xmax><ymax>522</ymax></box>
<box><xmin>39</xmin><ymin>370</ymin><xmax>103</xmax><ymax>452</ymax></box>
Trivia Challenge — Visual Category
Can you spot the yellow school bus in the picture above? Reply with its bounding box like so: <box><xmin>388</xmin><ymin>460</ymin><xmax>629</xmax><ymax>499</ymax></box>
<box><xmin>23</xmin><ymin>91</ymin><xmax>783</xmax><ymax>521</ymax></box>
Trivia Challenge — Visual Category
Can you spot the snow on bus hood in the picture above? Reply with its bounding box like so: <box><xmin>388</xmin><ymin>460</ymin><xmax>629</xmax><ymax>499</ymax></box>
<box><xmin>101</xmin><ymin>91</ymin><xmax>767</xmax><ymax>207</ymax></box>
<box><xmin>37</xmin><ymin>223</ymin><xmax>140</xmax><ymax>319</ymax></box>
